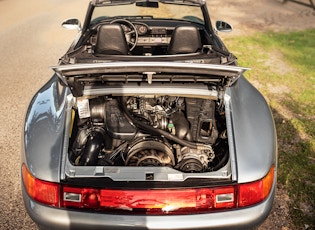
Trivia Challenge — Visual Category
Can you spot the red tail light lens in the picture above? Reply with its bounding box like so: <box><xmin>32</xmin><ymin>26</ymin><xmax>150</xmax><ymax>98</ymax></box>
<box><xmin>22</xmin><ymin>164</ymin><xmax>275</xmax><ymax>214</ymax></box>
<box><xmin>62</xmin><ymin>186</ymin><xmax>236</xmax><ymax>214</ymax></box>
<box><xmin>99</xmin><ymin>187</ymin><xmax>235</xmax><ymax>213</ymax></box>
<box><xmin>238</xmin><ymin>165</ymin><xmax>275</xmax><ymax>207</ymax></box>
<box><xmin>63</xmin><ymin>187</ymin><xmax>100</xmax><ymax>209</ymax></box>
<box><xmin>22</xmin><ymin>164</ymin><xmax>59</xmax><ymax>207</ymax></box>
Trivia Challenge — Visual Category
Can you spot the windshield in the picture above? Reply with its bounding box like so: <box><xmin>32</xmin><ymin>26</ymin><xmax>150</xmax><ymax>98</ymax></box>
<box><xmin>91</xmin><ymin>2</ymin><xmax>204</xmax><ymax>24</ymax></box>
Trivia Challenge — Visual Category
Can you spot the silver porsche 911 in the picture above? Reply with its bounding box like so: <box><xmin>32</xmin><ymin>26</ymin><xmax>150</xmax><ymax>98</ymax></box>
<box><xmin>21</xmin><ymin>0</ymin><xmax>277</xmax><ymax>229</ymax></box>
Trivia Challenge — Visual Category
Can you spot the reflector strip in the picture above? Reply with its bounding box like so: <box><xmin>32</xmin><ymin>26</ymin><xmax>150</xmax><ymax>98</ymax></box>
<box><xmin>216</xmin><ymin>193</ymin><xmax>234</xmax><ymax>203</ymax></box>
<box><xmin>64</xmin><ymin>192</ymin><xmax>82</xmax><ymax>202</ymax></box>
<box><xmin>62</xmin><ymin>186</ymin><xmax>236</xmax><ymax>214</ymax></box>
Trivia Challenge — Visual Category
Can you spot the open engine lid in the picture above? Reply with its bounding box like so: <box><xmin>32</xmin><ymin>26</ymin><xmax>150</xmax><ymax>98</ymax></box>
<box><xmin>52</xmin><ymin>62</ymin><xmax>249</xmax><ymax>97</ymax></box>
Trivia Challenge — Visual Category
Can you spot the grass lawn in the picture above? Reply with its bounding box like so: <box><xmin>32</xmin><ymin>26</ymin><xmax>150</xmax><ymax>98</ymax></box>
<box><xmin>224</xmin><ymin>29</ymin><xmax>315</xmax><ymax>229</ymax></box>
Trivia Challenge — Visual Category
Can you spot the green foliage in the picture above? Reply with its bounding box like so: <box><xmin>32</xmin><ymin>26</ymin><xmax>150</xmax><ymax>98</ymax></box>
<box><xmin>224</xmin><ymin>29</ymin><xmax>315</xmax><ymax>229</ymax></box>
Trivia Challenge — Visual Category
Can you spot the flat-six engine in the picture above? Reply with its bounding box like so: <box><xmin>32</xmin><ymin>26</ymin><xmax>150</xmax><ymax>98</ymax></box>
<box><xmin>69</xmin><ymin>95</ymin><xmax>228</xmax><ymax>173</ymax></box>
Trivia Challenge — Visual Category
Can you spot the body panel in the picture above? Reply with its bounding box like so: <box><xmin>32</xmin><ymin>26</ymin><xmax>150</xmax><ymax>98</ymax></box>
<box><xmin>228</xmin><ymin>76</ymin><xmax>277</xmax><ymax>183</ymax></box>
<box><xmin>22</xmin><ymin>75</ymin><xmax>68</xmax><ymax>182</ymax></box>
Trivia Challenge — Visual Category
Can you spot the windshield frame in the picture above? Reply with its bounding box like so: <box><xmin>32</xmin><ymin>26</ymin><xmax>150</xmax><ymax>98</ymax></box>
<box><xmin>91</xmin><ymin>0</ymin><xmax>206</xmax><ymax>7</ymax></box>
<box><xmin>82</xmin><ymin>0</ymin><xmax>212</xmax><ymax>32</ymax></box>
<box><xmin>91</xmin><ymin>2</ymin><xmax>204</xmax><ymax>25</ymax></box>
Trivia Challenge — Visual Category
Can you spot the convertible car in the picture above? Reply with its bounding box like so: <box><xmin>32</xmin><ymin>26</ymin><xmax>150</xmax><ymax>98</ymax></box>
<box><xmin>21</xmin><ymin>0</ymin><xmax>277</xmax><ymax>229</ymax></box>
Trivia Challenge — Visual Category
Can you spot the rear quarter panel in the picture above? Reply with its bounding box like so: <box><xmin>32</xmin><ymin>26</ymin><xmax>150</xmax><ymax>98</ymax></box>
<box><xmin>227</xmin><ymin>76</ymin><xmax>277</xmax><ymax>183</ymax></box>
<box><xmin>22</xmin><ymin>75</ymin><xmax>68</xmax><ymax>182</ymax></box>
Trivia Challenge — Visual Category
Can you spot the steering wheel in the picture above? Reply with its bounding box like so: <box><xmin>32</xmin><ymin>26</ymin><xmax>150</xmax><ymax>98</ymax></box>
<box><xmin>110</xmin><ymin>19</ymin><xmax>138</xmax><ymax>51</ymax></box>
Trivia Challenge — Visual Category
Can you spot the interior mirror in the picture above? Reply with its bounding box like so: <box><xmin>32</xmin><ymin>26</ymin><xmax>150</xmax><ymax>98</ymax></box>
<box><xmin>215</xmin><ymin>21</ymin><xmax>233</xmax><ymax>32</ymax></box>
<box><xmin>61</xmin><ymin>18</ymin><xmax>81</xmax><ymax>31</ymax></box>
<box><xmin>136</xmin><ymin>1</ymin><xmax>159</xmax><ymax>8</ymax></box>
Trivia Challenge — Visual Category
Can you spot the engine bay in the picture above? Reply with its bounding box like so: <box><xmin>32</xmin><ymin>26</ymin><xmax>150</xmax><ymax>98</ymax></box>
<box><xmin>69</xmin><ymin>95</ymin><xmax>229</xmax><ymax>173</ymax></box>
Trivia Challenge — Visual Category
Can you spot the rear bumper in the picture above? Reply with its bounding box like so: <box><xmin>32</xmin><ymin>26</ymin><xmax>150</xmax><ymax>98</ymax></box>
<box><xmin>23</xmin><ymin>184</ymin><xmax>275</xmax><ymax>230</ymax></box>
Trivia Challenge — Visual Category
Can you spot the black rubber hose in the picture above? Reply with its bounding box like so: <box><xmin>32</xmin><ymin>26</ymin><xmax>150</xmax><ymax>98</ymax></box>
<box><xmin>80</xmin><ymin>130</ymin><xmax>105</xmax><ymax>166</ymax></box>
<box><xmin>212</xmin><ymin>150</ymin><xmax>228</xmax><ymax>171</ymax></box>
<box><xmin>211</xmin><ymin>140</ymin><xmax>229</xmax><ymax>171</ymax></box>
<box><xmin>120</xmin><ymin>97</ymin><xmax>199</xmax><ymax>149</ymax></box>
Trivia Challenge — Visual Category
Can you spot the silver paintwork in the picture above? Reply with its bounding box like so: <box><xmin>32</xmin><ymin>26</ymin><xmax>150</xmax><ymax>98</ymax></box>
<box><xmin>227</xmin><ymin>76</ymin><xmax>277</xmax><ymax>183</ymax></box>
<box><xmin>61</xmin><ymin>18</ymin><xmax>82</xmax><ymax>31</ymax></box>
<box><xmin>22</xmin><ymin>75</ymin><xmax>69</xmax><ymax>182</ymax></box>
<box><xmin>224</xmin><ymin>93</ymin><xmax>238</xmax><ymax>181</ymax></box>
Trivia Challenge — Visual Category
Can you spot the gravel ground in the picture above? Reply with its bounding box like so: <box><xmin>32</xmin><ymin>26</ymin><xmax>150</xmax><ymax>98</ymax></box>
<box><xmin>0</xmin><ymin>0</ymin><xmax>314</xmax><ymax>229</ymax></box>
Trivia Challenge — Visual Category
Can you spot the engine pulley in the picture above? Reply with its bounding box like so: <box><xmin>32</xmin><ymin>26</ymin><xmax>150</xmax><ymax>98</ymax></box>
<box><xmin>176</xmin><ymin>147</ymin><xmax>214</xmax><ymax>173</ymax></box>
<box><xmin>125</xmin><ymin>138</ymin><xmax>175</xmax><ymax>167</ymax></box>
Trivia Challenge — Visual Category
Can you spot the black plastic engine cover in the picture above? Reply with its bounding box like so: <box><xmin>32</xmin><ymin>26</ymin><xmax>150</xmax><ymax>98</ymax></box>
<box><xmin>105</xmin><ymin>99</ymin><xmax>137</xmax><ymax>140</ymax></box>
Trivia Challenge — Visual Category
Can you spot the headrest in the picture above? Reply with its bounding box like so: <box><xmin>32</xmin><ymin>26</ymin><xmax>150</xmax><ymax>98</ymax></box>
<box><xmin>167</xmin><ymin>26</ymin><xmax>202</xmax><ymax>55</ymax></box>
<box><xmin>95</xmin><ymin>23</ymin><xmax>129</xmax><ymax>55</ymax></box>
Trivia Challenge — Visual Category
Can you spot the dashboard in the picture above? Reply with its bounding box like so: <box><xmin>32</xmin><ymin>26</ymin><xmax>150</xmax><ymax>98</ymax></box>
<box><xmin>127</xmin><ymin>22</ymin><xmax>172</xmax><ymax>46</ymax></box>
